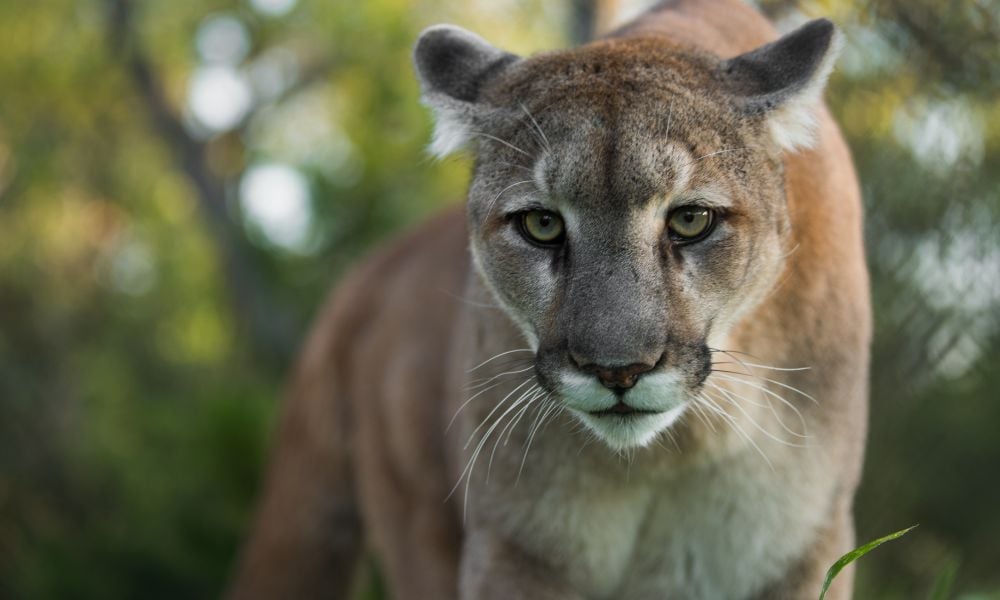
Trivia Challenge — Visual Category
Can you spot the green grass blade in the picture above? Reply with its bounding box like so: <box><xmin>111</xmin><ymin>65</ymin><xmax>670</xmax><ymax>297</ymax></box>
<box><xmin>929</xmin><ymin>559</ymin><xmax>959</xmax><ymax>600</ymax></box>
<box><xmin>818</xmin><ymin>525</ymin><xmax>918</xmax><ymax>600</ymax></box>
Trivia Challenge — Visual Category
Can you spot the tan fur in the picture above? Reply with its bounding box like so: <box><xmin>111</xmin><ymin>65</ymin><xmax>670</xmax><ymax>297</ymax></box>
<box><xmin>229</xmin><ymin>1</ymin><xmax>869</xmax><ymax>598</ymax></box>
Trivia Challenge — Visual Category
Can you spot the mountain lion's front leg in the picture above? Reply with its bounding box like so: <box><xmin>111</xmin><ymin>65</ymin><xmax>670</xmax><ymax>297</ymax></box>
<box><xmin>460</xmin><ymin>530</ymin><xmax>583</xmax><ymax>600</ymax></box>
<box><xmin>750</xmin><ymin>506</ymin><xmax>855</xmax><ymax>600</ymax></box>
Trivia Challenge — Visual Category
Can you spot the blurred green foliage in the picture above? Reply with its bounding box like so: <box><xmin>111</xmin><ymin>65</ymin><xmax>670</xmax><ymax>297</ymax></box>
<box><xmin>0</xmin><ymin>0</ymin><xmax>996</xmax><ymax>598</ymax></box>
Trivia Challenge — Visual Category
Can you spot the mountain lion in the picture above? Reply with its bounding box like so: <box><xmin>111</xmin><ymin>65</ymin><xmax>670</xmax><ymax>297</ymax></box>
<box><xmin>229</xmin><ymin>0</ymin><xmax>870</xmax><ymax>598</ymax></box>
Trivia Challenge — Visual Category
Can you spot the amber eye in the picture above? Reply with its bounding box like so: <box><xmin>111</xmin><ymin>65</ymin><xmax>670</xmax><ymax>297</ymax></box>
<box><xmin>519</xmin><ymin>210</ymin><xmax>565</xmax><ymax>245</ymax></box>
<box><xmin>667</xmin><ymin>206</ymin><xmax>715</xmax><ymax>242</ymax></box>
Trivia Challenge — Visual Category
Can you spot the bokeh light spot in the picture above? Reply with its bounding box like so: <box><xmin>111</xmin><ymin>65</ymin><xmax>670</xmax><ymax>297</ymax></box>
<box><xmin>196</xmin><ymin>14</ymin><xmax>251</xmax><ymax>65</ymax></box>
<box><xmin>248</xmin><ymin>0</ymin><xmax>297</xmax><ymax>18</ymax></box>
<box><xmin>239</xmin><ymin>163</ymin><xmax>312</xmax><ymax>252</ymax></box>
<box><xmin>187</xmin><ymin>66</ymin><xmax>253</xmax><ymax>132</ymax></box>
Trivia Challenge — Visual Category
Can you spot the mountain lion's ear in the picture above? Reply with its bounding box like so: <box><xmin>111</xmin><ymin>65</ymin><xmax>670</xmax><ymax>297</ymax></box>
<box><xmin>721</xmin><ymin>19</ymin><xmax>843</xmax><ymax>152</ymax></box>
<box><xmin>414</xmin><ymin>25</ymin><xmax>521</xmax><ymax>158</ymax></box>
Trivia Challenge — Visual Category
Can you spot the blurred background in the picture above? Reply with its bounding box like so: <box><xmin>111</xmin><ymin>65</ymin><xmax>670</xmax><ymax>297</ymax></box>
<box><xmin>0</xmin><ymin>0</ymin><xmax>997</xmax><ymax>598</ymax></box>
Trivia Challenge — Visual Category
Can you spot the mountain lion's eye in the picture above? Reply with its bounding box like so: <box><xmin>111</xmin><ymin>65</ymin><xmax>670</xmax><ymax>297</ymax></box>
<box><xmin>667</xmin><ymin>206</ymin><xmax>715</xmax><ymax>242</ymax></box>
<box><xmin>519</xmin><ymin>210</ymin><xmax>565</xmax><ymax>245</ymax></box>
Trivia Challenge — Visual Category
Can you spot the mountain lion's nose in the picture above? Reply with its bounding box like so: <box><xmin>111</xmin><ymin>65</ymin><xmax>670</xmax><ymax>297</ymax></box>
<box><xmin>576</xmin><ymin>361</ymin><xmax>657</xmax><ymax>391</ymax></box>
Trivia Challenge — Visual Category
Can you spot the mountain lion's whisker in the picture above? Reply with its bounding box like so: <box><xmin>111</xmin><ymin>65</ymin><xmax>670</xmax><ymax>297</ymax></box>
<box><xmin>496</xmin><ymin>159</ymin><xmax>535</xmax><ymax>174</ymax></box>
<box><xmin>674</xmin><ymin>146</ymin><xmax>755</xmax><ymax>172</ymax></box>
<box><xmin>488</xmin><ymin>386</ymin><xmax>544</xmax><ymax>482</ymax></box>
<box><xmin>688</xmin><ymin>400</ymin><xmax>718</xmax><ymax>433</ymax></box>
<box><xmin>711</xmin><ymin>360</ymin><xmax>811</xmax><ymax>373</ymax></box>
<box><xmin>739</xmin><ymin>362</ymin><xmax>811</xmax><ymax>372</ymax></box>
<box><xmin>709</xmin><ymin>348</ymin><xmax>819</xmax><ymax>406</ymax></box>
<box><xmin>516</xmin><ymin>396</ymin><xmax>560</xmax><ymax>484</ymax></box>
<box><xmin>472</xmin><ymin>131</ymin><xmax>533</xmax><ymax>157</ymax></box>
<box><xmin>708</xmin><ymin>379</ymin><xmax>809</xmax><ymax>440</ymax></box>
<box><xmin>466</xmin><ymin>364</ymin><xmax>535</xmax><ymax>390</ymax></box>
<box><xmin>697</xmin><ymin>392</ymin><xmax>774</xmax><ymax>471</ymax></box>
<box><xmin>707</xmin><ymin>373</ymin><xmax>770</xmax><ymax>407</ymax></box>
<box><xmin>451</xmin><ymin>381</ymin><xmax>540</xmax><ymax>520</ymax></box>
<box><xmin>706</xmin><ymin>383</ymin><xmax>808</xmax><ymax>448</ymax></box>
<box><xmin>664</xmin><ymin>98</ymin><xmax>674</xmax><ymax>140</ymax></box>
<box><xmin>657</xmin><ymin>414</ymin><xmax>682</xmax><ymax>453</ymax></box>
<box><xmin>435</xmin><ymin>287</ymin><xmax>502</xmax><ymax>310</ymax></box>
<box><xmin>464</xmin><ymin>378</ymin><xmax>535</xmax><ymax>450</ymax></box>
<box><xmin>709</xmin><ymin>371</ymin><xmax>810</xmax><ymax>436</ymax></box>
<box><xmin>447</xmin><ymin>379</ymin><xmax>514</xmax><ymax>433</ymax></box>
<box><xmin>712</xmin><ymin>372</ymin><xmax>809</xmax><ymax>416</ymax></box>
<box><xmin>694</xmin><ymin>146</ymin><xmax>753</xmax><ymax>161</ymax></box>
<box><xmin>519</xmin><ymin>101</ymin><xmax>552</xmax><ymax>153</ymax></box>
<box><xmin>484</xmin><ymin>179</ymin><xmax>537</xmax><ymax>221</ymax></box>
<box><xmin>711</xmin><ymin>349</ymin><xmax>813</xmax><ymax>377</ymax></box>
<box><xmin>713</xmin><ymin>370</ymin><xmax>818</xmax><ymax>405</ymax></box>
<box><xmin>708</xmin><ymin>347</ymin><xmax>761</xmax><ymax>359</ymax></box>
<box><xmin>486</xmin><ymin>396</ymin><xmax>546</xmax><ymax>483</ymax></box>
<box><xmin>467</xmin><ymin>348</ymin><xmax>534</xmax><ymax>373</ymax></box>
<box><xmin>502</xmin><ymin>392</ymin><xmax>542</xmax><ymax>447</ymax></box>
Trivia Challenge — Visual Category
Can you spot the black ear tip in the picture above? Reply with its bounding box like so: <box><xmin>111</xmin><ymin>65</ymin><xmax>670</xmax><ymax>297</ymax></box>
<box><xmin>800</xmin><ymin>18</ymin><xmax>836</xmax><ymax>47</ymax></box>
<box><xmin>807</xmin><ymin>18</ymin><xmax>835</xmax><ymax>33</ymax></box>
<box><xmin>413</xmin><ymin>25</ymin><xmax>460</xmax><ymax>75</ymax></box>
<box><xmin>412</xmin><ymin>25</ymin><xmax>517</xmax><ymax>103</ymax></box>
<box><xmin>415</xmin><ymin>24</ymin><xmax>461</xmax><ymax>50</ymax></box>
<box><xmin>412</xmin><ymin>25</ymin><xmax>504</xmax><ymax>82</ymax></box>
<box><xmin>772</xmin><ymin>18</ymin><xmax>838</xmax><ymax>61</ymax></box>
<box><xmin>722</xmin><ymin>16</ymin><xmax>842</xmax><ymax>116</ymax></box>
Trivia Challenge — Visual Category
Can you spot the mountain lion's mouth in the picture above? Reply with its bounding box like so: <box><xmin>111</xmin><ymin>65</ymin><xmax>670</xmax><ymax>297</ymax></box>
<box><xmin>589</xmin><ymin>401</ymin><xmax>661</xmax><ymax>417</ymax></box>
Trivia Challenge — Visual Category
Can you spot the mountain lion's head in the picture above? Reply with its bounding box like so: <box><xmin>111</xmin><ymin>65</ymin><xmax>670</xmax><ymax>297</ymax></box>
<box><xmin>414</xmin><ymin>20</ymin><xmax>841</xmax><ymax>451</ymax></box>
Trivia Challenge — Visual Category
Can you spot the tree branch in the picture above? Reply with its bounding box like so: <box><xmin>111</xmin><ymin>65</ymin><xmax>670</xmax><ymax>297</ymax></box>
<box><xmin>105</xmin><ymin>0</ymin><xmax>298</xmax><ymax>363</ymax></box>
<box><xmin>567</xmin><ymin>0</ymin><xmax>621</xmax><ymax>44</ymax></box>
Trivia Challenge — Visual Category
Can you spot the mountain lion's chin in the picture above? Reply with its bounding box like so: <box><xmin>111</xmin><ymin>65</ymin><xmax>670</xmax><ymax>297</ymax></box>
<box><xmin>573</xmin><ymin>404</ymin><xmax>687</xmax><ymax>452</ymax></box>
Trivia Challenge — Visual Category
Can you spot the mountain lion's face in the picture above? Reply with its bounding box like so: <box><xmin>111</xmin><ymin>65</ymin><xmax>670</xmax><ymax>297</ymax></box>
<box><xmin>415</xmin><ymin>24</ymin><xmax>839</xmax><ymax>449</ymax></box>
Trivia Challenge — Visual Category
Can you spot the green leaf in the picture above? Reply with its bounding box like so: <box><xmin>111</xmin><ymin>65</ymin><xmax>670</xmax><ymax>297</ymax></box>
<box><xmin>819</xmin><ymin>525</ymin><xmax>918</xmax><ymax>600</ymax></box>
